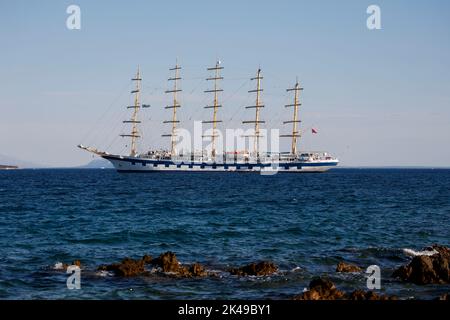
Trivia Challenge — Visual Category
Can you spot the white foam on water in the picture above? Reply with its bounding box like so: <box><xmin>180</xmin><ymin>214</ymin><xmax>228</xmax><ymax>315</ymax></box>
<box><xmin>53</xmin><ymin>262</ymin><xmax>64</xmax><ymax>270</ymax></box>
<box><xmin>403</xmin><ymin>248</ymin><xmax>438</xmax><ymax>257</ymax></box>
<box><xmin>96</xmin><ymin>270</ymin><xmax>113</xmax><ymax>277</ymax></box>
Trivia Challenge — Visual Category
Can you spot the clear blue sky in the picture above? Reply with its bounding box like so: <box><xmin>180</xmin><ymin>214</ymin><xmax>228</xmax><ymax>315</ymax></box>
<box><xmin>1</xmin><ymin>0</ymin><xmax>449</xmax><ymax>167</ymax></box>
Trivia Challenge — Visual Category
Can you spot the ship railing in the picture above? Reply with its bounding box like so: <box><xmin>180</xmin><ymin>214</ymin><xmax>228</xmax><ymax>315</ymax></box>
<box><xmin>279</xmin><ymin>151</ymin><xmax>336</xmax><ymax>162</ymax></box>
<box><xmin>139</xmin><ymin>150</ymin><xmax>336</xmax><ymax>163</ymax></box>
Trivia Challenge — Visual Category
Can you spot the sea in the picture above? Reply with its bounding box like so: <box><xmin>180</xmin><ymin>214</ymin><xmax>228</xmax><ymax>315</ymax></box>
<box><xmin>0</xmin><ymin>168</ymin><xmax>449</xmax><ymax>299</ymax></box>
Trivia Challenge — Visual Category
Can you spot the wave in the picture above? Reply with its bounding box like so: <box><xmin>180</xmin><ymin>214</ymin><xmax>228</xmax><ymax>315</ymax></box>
<box><xmin>402</xmin><ymin>248</ymin><xmax>438</xmax><ymax>257</ymax></box>
<box><xmin>53</xmin><ymin>262</ymin><xmax>64</xmax><ymax>270</ymax></box>
<box><xmin>96</xmin><ymin>270</ymin><xmax>113</xmax><ymax>277</ymax></box>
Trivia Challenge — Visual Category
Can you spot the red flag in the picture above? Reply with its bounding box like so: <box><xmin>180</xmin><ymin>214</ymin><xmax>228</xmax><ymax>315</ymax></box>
<box><xmin>312</xmin><ymin>128</ymin><xmax>318</xmax><ymax>134</ymax></box>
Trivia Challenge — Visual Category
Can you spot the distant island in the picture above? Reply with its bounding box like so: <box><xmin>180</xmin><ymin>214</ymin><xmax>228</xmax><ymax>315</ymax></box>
<box><xmin>0</xmin><ymin>164</ymin><xmax>18</xmax><ymax>170</ymax></box>
<box><xmin>77</xmin><ymin>158</ymin><xmax>113</xmax><ymax>169</ymax></box>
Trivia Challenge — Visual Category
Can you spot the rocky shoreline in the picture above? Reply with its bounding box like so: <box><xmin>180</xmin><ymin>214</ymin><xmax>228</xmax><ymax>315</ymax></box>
<box><xmin>97</xmin><ymin>252</ymin><xmax>210</xmax><ymax>277</ymax></box>
<box><xmin>55</xmin><ymin>244</ymin><xmax>450</xmax><ymax>300</ymax></box>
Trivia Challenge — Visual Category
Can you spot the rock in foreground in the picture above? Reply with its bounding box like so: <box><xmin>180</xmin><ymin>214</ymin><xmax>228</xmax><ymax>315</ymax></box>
<box><xmin>294</xmin><ymin>278</ymin><xmax>346</xmax><ymax>300</ymax></box>
<box><xmin>98</xmin><ymin>257</ymin><xmax>148</xmax><ymax>277</ymax></box>
<box><xmin>152</xmin><ymin>252</ymin><xmax>180</xmax><ymax>273</ymax></box>
<box><xmin>98</xmin><ymin>252</ymin><xmax>208</xmax><ymax>278</ymax></box>
<box><xmin>393</xmin><ymin>244</ymin><xmax>450</xmax><ymax>285</ymax></box>
<box><xmin>229</xmin><ymin>261</ymin><xmax>278</xmax><ymax>276</ymax></box>
<box><xmin>336</xmin><ymin>262</ymin><xmax>362</xmax><ymax>273</ymax></box>
<box><xmin>349</xmin><ymin>289</ymin><xmax>396</xmax><ymax>300</ymax></box>
<box><xmin>294</xmin><ymin>277</ymin><xmax>396</xmax><ymax>300</ymax></box>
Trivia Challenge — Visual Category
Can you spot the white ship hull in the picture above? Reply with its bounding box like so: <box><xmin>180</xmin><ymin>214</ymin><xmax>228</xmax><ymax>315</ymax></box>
<box><xmin>103</xmin><ymin>155</ymin><xmax>338</xmax><ymax>173</ymax></box>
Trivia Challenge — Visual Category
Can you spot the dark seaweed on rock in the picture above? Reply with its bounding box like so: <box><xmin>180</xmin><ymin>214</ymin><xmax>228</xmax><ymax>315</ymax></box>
<box><xmin>393</xmin><ymin>244</ymin><xmax>450</xmax><ymax>285</ymax></box>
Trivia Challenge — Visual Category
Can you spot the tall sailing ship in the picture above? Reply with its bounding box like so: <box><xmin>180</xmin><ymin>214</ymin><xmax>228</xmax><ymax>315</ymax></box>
<box><xmin>78</xmin><ymin>62</ymin><xmax>338</xmax><ymax>173</ymax></box>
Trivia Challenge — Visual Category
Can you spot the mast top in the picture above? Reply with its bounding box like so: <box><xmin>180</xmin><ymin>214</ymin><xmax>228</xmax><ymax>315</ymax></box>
<box><xmin>207</xmin><ymin>61</ymin><xmax>224</xmax><ymax>71</ymax></box>
<box><xmin>131</xmin><ymin>65</ymin><xmax>142</xmax><ymax>81</ymax></box>
<box><xmin>251</xmin><ymin>68</ymin><xmax>263</xmax><ymax>80</ymax></box>
<box><xmin>286</xmin><ymin>80</ymin><xmax>303</xmax><ymax>92</ymax></box>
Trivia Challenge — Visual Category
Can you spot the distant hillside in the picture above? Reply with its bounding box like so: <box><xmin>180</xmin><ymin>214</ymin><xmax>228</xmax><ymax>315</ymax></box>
<box><xmin>78</xmin><ymin>158</ymin><xmax>113</xmax><ymax>169</ymax></box>
<box><xmin>0</xmin><ymin>154</ymin><xmax>44</xmax><ymax>168</ymax></box>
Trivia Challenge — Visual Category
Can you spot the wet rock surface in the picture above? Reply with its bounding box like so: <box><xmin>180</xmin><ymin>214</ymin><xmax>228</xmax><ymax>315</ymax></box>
<box><xmin>294</xmin><ymin>278</ymin><xmax>346</xmax><ymax>300</ymax></box>
<box><xmin>348</xmin><ymin>289</ymin><xmax>397</xmax><ymax>300</ymax></box>
<box><xmin>142</xmin><ymin>254</ymin><xmax>153</xmax><ymax>264</ymax></box>
<box><xmin>189</xmin><ymin>263</ymin><xmax>208</xmax><ymax>277</ymax></box>
<box><xmin>229</xmin><ymin>261</ymin><xmax>278</xmax><ymax>276</ymax></box>
<box><xmin>393</xmin><ymin>244</ymin><xmax>450</xmax><ymax>285</ymax></box>
<box><xmin>336</xmin><ymin>262</ymin><xmax>362</xmax><ymax>273</ymax></box>
<box><xmin>98</xmin><ymin>257</ymin><xmax>146</xmax><ymax>277</ymax></box>
<box><xmin>294</xmin><ymin>278</ymin><xmax>397</xmax><ymax>300</ymax></box>
<box><xmin>98</xmin><ymin>254</ymin><xmax>278</xmax><ymax>278</ymax></box>
<box><xmin>152</xmin><ymin>252</ymin><xmax>181</xmax><ymax>273</ymax></box>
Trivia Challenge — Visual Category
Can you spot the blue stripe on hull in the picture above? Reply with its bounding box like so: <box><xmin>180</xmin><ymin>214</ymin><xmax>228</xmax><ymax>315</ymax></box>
<box><xmin>103</xmin><ymin>155</ymin><xmax>338</xmax><ymax>169</ymax></box>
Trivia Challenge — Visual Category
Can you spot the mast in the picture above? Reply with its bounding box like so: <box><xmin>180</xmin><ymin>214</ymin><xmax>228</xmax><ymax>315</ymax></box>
<box><xmin>281</xmin><ymin>79</ymin><xmax>303</xmax><ymax>155</ymax></box>
<box><xmin>120</xmin><ymin>66</ymin><xmax>142</xmax><ymax>157</ymax></box>
<box><xmin>162</xmin><ymin>62</ymin><xmax>182</xmax><ymax>155</ymax></box>
<box><xmin>203</xmin><ymin>61</ymin><xmax>224</xmax><ymax>158</ymax></box>
<box><xmin>243</xmin><ymin>68</ymin><xmax>265</xmax><ymax>159</ymax></box>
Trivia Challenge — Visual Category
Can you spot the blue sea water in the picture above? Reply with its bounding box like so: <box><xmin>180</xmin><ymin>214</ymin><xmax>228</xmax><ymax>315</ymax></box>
<box><xmin>0</xmin><ymin>168</ymin><xmax>449</xmax><ymax>300</ymax></box>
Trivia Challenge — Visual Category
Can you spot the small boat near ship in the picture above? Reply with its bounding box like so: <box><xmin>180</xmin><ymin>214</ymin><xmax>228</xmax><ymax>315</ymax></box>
<box><xmin>0</xmin><ymin>165</ymin><xmax>18</xmax><ymax>170</ymax></box>
<box><xmin>78</xmin><ymin>62</ymin><xmax>338</xmax><ymax>173</ymax></box>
